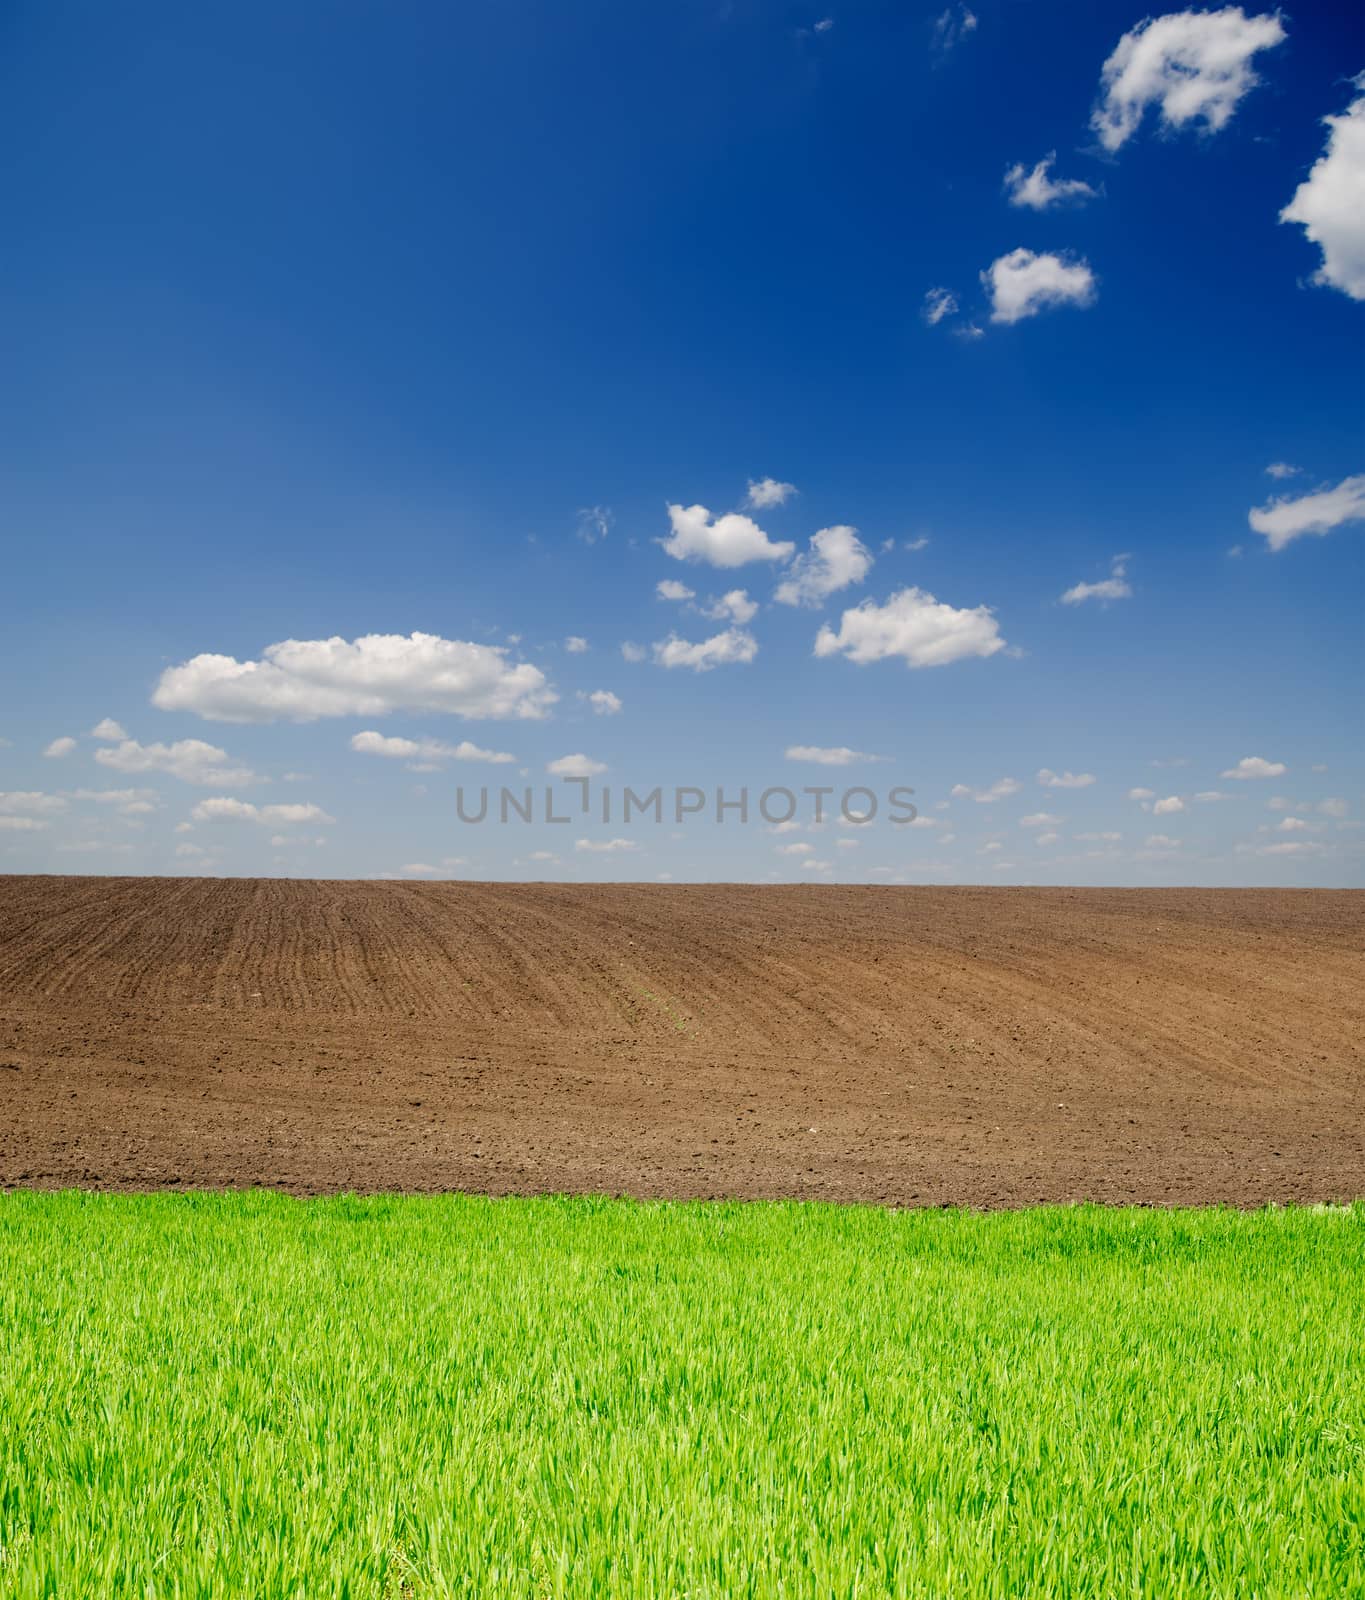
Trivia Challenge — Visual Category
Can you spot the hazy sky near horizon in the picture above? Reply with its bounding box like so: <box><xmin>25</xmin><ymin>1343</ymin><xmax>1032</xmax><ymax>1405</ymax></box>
<box><xmin>2</xmin><ymin>0</ymin><xmax>1362</xmax><ymax>885</ymax></box>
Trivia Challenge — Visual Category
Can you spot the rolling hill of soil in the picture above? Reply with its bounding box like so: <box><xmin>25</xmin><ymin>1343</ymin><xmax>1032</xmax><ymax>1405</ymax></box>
<box><xmin>1</xmin><ymin>875</ymin><xmax>1361</xmax><ymax>1205</ymax></box>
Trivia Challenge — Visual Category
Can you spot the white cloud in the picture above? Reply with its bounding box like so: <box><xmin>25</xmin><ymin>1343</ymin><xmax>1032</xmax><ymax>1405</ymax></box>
<box><xmin>1061</xmin><ymin>554</ymin><xmax>1132</xmax><ymax>605</ymax></box>
<box><xmin>1020</xmin><ymin>812</ymin><xmax>1061</xmax><ymax>827</ymax></box>
<box><xmin>95</xmin><ymin>737</ymin><xmax>259</xmax><ymax>786</ymax></box>
<box><xmin>1037</xmin><ymin>768</ymin><xmax>1096</xmax><ymax>789</ymax></box>
<box><xmin>922</xmin><ymin>287</ymin><xmax>959</xmax><ymax>325</ymax></box>
<box><xmin>1254</xmin><ymin>840</ymin><xmax>1324</xmax><ymax>857</ymax></box>
<box><xmin>528</xmin><ymin>850</ymin><xmax>558</xmax><ymax>862</ymax></box>
<box><xmin>0</xmin><ymin>791</ymin><xmax>68</xmax><ymax>816</ymax></box>
<box><xmin>191</xmin><ymin>798</ymin><xmax>335</xmax><ymax>825</ymax></box>
<box><xmin>620</xmin><ymin>642</ymin><xmax>647</xmax><ymax>663</ymax></box>
<box><xmin>656</xmin><ymin>579</ymin><xmax>695</xmax><ymax>602</ymax></box>
<box><xmin>152</xmin><ymin>633</ymin><xmax>556</xmax><ymax>723</ymax></box>
<box><xmin>584</xmin><ymin>689</ymin><xmax>622</xmax><ymax>716</ymax></box>
<box><xmin>801</xmin><ymin>858</ymin><xmax>834</xmax><ymax>873</ymax></box>
<box><xmin>68</xmin><ymin>788</ymin><xmax>159</xmax><ymax>815</ymax></box>
<box><xmin>660</xmin><ymin>504</ymin><xmax>795</xmax><ymax>567</ymax></box>
<box><xmin>349</xmin><ymin>730</ymin><xmax>515</xmax><ymax>765</ymax></box>
<box><xmin>564</xmin><ymin>636</ymin><xmax>589</xmax><ymax>654</ymax></box>
<box><xmin>983</xmin><ymin>249</ymin><xmax>1097</xmax><ymax>324</ymax></box>
<box><xmin>576</xmin><ymin>505</ymin><xmax>613</xmax><ymax>545</ymax></box>
<box><xmin>775</xmin><ymin>526</ymin><xmax>873</xmax><ymax>607</ymax></box>
<box><xmin>574</xmin><ymin>837</ymin><xmax>639</xmax><ymax>853</ymax></box>
<box><xmin>401</xmin><ymin>863</ymin><xmax>438</xmax><ymax>875</ymax></box>
<box><xmin>43</xmin><ymin>737</ymin><xmax>77</xmax><ymax>759</ymax></box>
<box><xmin>745</xmin><ymin>478</ymin><xmax>797</xmax><ymax>509</ymax></box>
<box><xmin>785</xmin><ymin>745</ymin><xmax>879</xmax><ymax>766</ymax></box>
<box><xmin>1092</xmin><ymin>8</ymin><xmax>1287</xmax><ymax>153</ymax></box>
<box><xmin>1128</xmin><ymin>787</ymin><xmax>1156</xmax><ymax>800</ymax></box>
<box><xmin>1275</xmin><ymin>816</ymin><xmax>1309</xmax><ymax>832</ymax></box>
<box><xmin>1077</xmin><ymin>831</ymin><xmax>1123</xmax><ymax>843</ymax></box>
<box><xmin>932</xmin><ymin>3</ymin><xmax>977</xmax><ymax>54</ymax></box>
<box><xmin>1221</xmin><ymin>756</ymin><xmax>1286</xmax><ymax>780</ymax></box>
<box><xmin>1265</xmin><ymin>461</ymin><xmax>1300</xmax><ymax>479</ymax></box>
<box><xmin>814</xmin><ymin>587</ymin><xmax>1006</xmax><ymax>668</ymax></box>
<box><xmin>1319</xmin><ymin>797</ymin><xmax>1349</xmax><ymax>819</ymax></box>
<box><xmin>652</xmin><ymin>629</ymin><xmax>759</xmax><ymax>671</ymax></box>
<box><xmin>1153</xmin><ymin>795</ymin><xmax>1186</xmax><ymax>815</ymax></box>
<box><xmin>90</xmin><ymin>719</ymin><xmax>128</xmax><ymax>741</ymax></box>
<box><xmin>1145</xmin><ymin>833</ymin><xmax>1183</xmax><ymax>849</ymax></box>
<box><xmin>981</xmin><ymin>841</ymin><xmax>1003</xmax><ymax>853</ymax></box>
<box><xmin>1003</xmin><ymin>154</ymin><xmax>1099</xmax><ymax>210</ymax></box>
<box><xmin>1248</xmin><ymin>475</ymin><xmax>1365</xmax><ymax>552</ymax></box>
<box><xmin>951</xmin><ymin>778</ymin><xmax>1022</xmax><ymax>804</ymax></box>
<box><xmin>548</xmin><ymin>753</ymin><xmax>607</xmax><ymax>777</ymax></box>
<box><xmin>702</xmin><ymin>589</ymin><xmax>758</xmax><ymax>626</ymax></box>
<box><xmin>175</xmin><ymin>842</ymin><xmax>207</xmax><ymax>858</ymax></box>
<box><xmin>1034</xmin><ymin>832</ymin><xmax>1060</xmax><ymax>846</ymax></box>
<box><xmin>1281</xmin><ymin>77</ymin><xmax>1365</xmax><ymax>302</ymax></box>
<box><xmin>1195</xmin><ymin>790</ymin><xmax>1230</xmax><ymax>802</ymax></box>
<box><xmin>0</xmin><ymin>816</ymin><xmax>49</xmax><ymax>832</ymax></box>
<box><xmin>777</xmin><ymin>841</ymin><xmax>814</xmax><ymax>856</ymax></box>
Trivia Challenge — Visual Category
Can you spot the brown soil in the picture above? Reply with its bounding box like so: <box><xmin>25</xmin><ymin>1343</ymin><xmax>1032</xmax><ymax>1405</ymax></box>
<box><xmin>1</xmin><ymin>875</ymin><xmax>1361</xmax><ymax>1206</ymax></box>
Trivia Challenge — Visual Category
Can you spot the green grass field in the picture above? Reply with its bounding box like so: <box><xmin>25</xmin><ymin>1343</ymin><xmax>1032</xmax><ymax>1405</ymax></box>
<box><xmin>0</xmin><ymin>1193</ymin><xmax>1361</xmax><ymax>1598</ymax></box>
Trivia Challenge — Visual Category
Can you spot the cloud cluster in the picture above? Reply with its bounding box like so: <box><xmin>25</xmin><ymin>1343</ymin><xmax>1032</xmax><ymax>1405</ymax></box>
<box><xmin>653</xmin><ymin>629</ymin><xmax>759</xmax><ymax>671</ymax></box>
<box><xmin>1249</xmin><ymin>474</ymin><xmax>1365</xmax><ymax>552</ymax></box>
<box><xmin>745</xmin><ymin>478</ymin><xmax>797</xmax><ymax>509</ymax></box>
<box><xmin>1060</xmin><ymin>554</ymin><xmax>1132</xmax><ymax>606</ymax></box>
<box><xmin>1003</xmin><ymin>155</ymin><xmax>1098</xmax><ymax>211</ymax></box>
<box><xmin>350</xmin><ymin>730</ymin><xmax>515</xmax><ymax>766</ymax></box>
<box><xmin>153</xmin><ymin>633</ymin><xmax>556</xmax><ymax>723</ymax></box>
<box><xmin>983</xmin><ymin>249</ymin><xmax>1096</xmax><ymax>324</ymax></box>
<box><xmin>94</xmin><ymin>737</ymin><xmax>259</xmax><ymax>786</ymax></box>
<box><xmin>814</xmin><ymin>587</ymin><xmax>1006</xmax><ymax>668</ymax></box>
<box><xmin>1091</xmin><ymin>7</ymin><xmax>1286</xmax><ymax>152</ymax></box>
<box><xmin>190</xmin><ymin>798</ymin><xmax>334</xmax><ymax>825</ymax></box>
<box><xmin>1281</xmin><ymin>79</ymin><xmax>1365</xmax><ymax>302</ymax></box>
<box><xmin>775</xmin><ymin>526</ymin><xmax>873</xmax><ymax>607</ymax></box>
<box><xmin>661</xmin><ymin>504</ymin><xmax>795</xmax><ymax>568</ymax></box>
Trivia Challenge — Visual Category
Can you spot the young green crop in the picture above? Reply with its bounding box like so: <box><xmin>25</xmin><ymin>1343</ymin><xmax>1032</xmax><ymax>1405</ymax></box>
<box><xmin>0</xmin><ymin>1193</ymin><xmax>1360</xmax><ymax>1598</ymax></box>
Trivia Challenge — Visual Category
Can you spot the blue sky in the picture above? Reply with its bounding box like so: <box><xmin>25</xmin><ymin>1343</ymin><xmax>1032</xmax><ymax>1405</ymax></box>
<box><xmin>2</xmin><ymin>0</ymin><xmax>1361</xmax><ymax>884</ymax></box>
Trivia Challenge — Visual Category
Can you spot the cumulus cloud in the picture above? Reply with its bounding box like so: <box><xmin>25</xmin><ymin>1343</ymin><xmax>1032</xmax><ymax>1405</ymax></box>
<box><xmin>702</xmin><ymin>589</ymin><xmax>759</xmax><ymax>625</ymax></box>
<box><xmin>0</xmin><ymin>792</ymin><xmax>68</xmax><ymax>816</ymax></box>
<box><xmin>1252</xmin><ymin>839</ymin><xmax>1324</xmax><ymax>857</ymax></box>
<box><xmin>922</xmin><ymin>287</ymin><xmax>959</xmax><ymax>325</ymax></box>
<box><xmin>0</xmin><ymin>815</ymin><xmax>48</xmax><ymax>831</ymax></box>
<box><xmin>583</xmin><ymin>689</ymin><xmax>622</xmax><ymax>716</ymax></box>
<box><xmin>785</xmin><ymin>745</ymin><xmax>879</xmax><ymax>766</ymax></box>
<box><xmin>983</xmin><ymin>249</ymin><xmax>1096</xmax><ymax>324</ymax></box>
<box><xmin>349</xmin><ymin>730</ymin><xmax>515</xmax><ymax>765</ymax></box>
<box><xmin>1003</xmin><ymin>154</ymin><xmax>1099</xmax><ymax>210</ymax></box>
<box><xmin>1037</xmin><ymin>768</ymin><xmax>1096</xmax><ymax>788</ymax></box>
<box><xmin>43</xmin><ymin>737</ymin><xmax>77</xmax><ymax>759</ymax></box>
<box><xmin>1129</xmin><ymin>787</ymin><xmax>1156</xmax><ymax>801</ymax></box>
<box><xmin>191</xmin><ymin>798</ymin><xmax>335</xmax><ymax>825</ymax></box>
<box><xmin>1280</xmin><ymin>76</ymin><xmax>1365</xmax><ymax>300</ymax></box>
<box><xmin>1144</xmin><ymin>833</ymin><xmax>1183</xmax><ymax>850</ymax></box>
<box><xmin>620</xmin><ymin>642</ymin><xmax>647</xmax><ymax>663</ymax></box>
<box><xmin>652</xmin><ymin>629</ymin><xmax>759</xmax><ymax>671</ymax></box>
<box><xmin>656</xmin><ymin>579</ymin><xmax>695</xmax><ymax>602</ymax></box>
<box><xmin>1061</xmin><ymin>554</ymin><xmax>1132</xmax><ymax>605</ymax></box>
<box><xmin>548</xmin><ymin>753</ymin><xmax>607</xmax><ymax>777</ymax></box>
<box><xmin>564</xmin><ymin>636</ymin><xmax>589</xmax><ymax>654</ymax></box>
<box><xmin>661</xmin><ymin>504</ymin><xmax>795</xmax><ymax>568</ymax></box>
<box><xmin>68</xmin><ymin>788</ymin><xmax>159</xmax><ymax>815</ymax></box>
<box><xmin>1265</xmin><ymin>461</ymin><xmax>1300</xmax><ymax>479</ymax></box>
<box><xmin>814</xmin><ymin>587</ymin><xmax>1006</xmax><ymax>668</ymax></box>
<box><xmin>1020</xmin><ymin>812</ymin><xmax>1061</xmax><ymax>827</ymax></box>
<box><xmin>1034</xmin><ymin>832</ymin><xmax>1060</xmax><ymax>846</ymax></box>
<box><xmin>574</xmin><ymin>837</ymin><xmax>639</xmax><ymax>853</ymax></box>
<box><xmin>1222</xmin><ymin>756</ymin><xmax>1285</xmax><ymax>780</ymax></box>
<box><xmin>1091</xmin><ymin>7</ymin><xmax>1287</xmax><ymax>153</ymax></box>
<box><xmin>775</xmin><ymin>526</ymin><xmax>873</xmax><ymax>608</ymax></box>
<box><xmin>96</xmin><ymin>737</ymin><xmax>259</xmax><ymax>786</ymax></box>
<box><xmin>152</xmin><ymin>632</ymin><xmax>556</xmax><ymax>723</ymax></box>
<box><xmin>90</xmin><ymin>719</ymin><xmax>128</xmax><ymax>741</ymax></box>
<box><xmin>745</xmin><ymin>478</ymin><xmax>797</xmax><ymax>509</ymax></box>
<box><xmin>1249</xmin><ymin>475</ymin><xmax>1365</xmax><ymax>552</ymax></box>
<box><xmin>951</xmin><ymin>778</ymin><xmax>1022</xmax><ymax>803</ymax></box>
<box><xmin>1153</xmin><ymin>795</ymin><xmax>1186</xmax><ymax>815</ymax></box>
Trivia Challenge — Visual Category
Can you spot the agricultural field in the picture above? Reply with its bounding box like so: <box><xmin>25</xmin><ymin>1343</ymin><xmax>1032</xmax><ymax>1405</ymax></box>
<box><xmin>1</xmin><ymin>876</ymin><xmax>1362</xmax><ymax>1204</ymax></box>
<box><xmin>1</xmin><ymin>1192</ymin><xmax>1362</xmax><ymax>1597</ymax></box>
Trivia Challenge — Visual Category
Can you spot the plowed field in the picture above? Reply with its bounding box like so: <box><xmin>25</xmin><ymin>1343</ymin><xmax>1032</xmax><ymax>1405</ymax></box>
<box><xmin>1</xmin><ymin>875</ymin><xmax>1361</xmax><ymax>1205</ymax></box>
